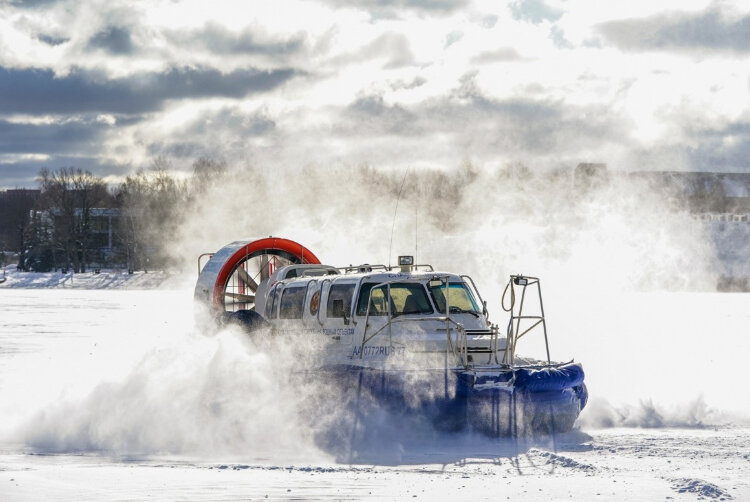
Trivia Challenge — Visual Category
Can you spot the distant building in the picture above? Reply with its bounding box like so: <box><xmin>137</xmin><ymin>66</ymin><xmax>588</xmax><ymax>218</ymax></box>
<box><xmin>0</xmin><ymin>188</ymin><xmax>41</xmax><ymax>200</ymax></box>
<box><xmin>42</xmin><ymin>207</ymin><xmax>126</xmax><ymax>269</ymax></box>
<box><xmin>0</xmin><ymin>189</ymin><xmax>41</xmax><ymax>252</ymax></box>
<box><xmin>577</xmin><ymin>165</ymin><xmax>750</xmax><ymax>290</ymax></box>
<box><xmin>628</xmin><ymin>170</ymin><xmax>750</xmax><ymax>216</ymax></box>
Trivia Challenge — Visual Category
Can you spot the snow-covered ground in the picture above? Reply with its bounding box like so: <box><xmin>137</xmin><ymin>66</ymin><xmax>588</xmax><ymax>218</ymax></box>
<box><xmin>0</xmin><ymin>265</ymin><xmax>176</xmax><ymax>290</ymax></box>
<box><xmin>0</xmin><ymin>287</ymin><xmax>748</xmax><ymax>501</ymax></box>
<box><xmin>2</xmin><ymin>428</ymin><xmax>747</xmax><ymax>501</ymax></box>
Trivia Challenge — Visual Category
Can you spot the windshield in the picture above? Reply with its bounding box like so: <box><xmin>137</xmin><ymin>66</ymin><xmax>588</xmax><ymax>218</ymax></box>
<box><xmin>356</xmin><ymin>282</ymin><xmax>434</xmax><ymax>316</ymax></box>
<box><xmin>429</xmin><ymin>282</ymin><xmax>481</xmax><ymax>314</ymax></box>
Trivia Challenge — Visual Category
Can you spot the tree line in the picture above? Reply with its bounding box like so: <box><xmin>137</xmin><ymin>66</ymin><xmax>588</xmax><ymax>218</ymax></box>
<box><xmin>0</xmin><ymin>157</ymin><xmax>226</xmax><ymax>273</ymax></box>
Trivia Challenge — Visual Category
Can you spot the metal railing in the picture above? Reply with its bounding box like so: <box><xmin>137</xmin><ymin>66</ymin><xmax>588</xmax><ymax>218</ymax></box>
<box><xmin>338</xmin><ymin>264</ymin><xmax>435</xmax><ymax>274</ymax></box>
<box><xmin>198</xmin><ymin>253</ymin><xmax>213</xmax><ymax>275</ymax></box>
<box><xmin>501</xmin><ymin>274</ymin><xmax>551</xmax><ymax>367</ymax></box>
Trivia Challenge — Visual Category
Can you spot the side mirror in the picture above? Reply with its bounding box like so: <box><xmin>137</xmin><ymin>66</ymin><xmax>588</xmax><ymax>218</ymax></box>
<box><xmin>482</xmin><ymin>300</ymin><xmax>488</xmax><ymax>316</ymax></box>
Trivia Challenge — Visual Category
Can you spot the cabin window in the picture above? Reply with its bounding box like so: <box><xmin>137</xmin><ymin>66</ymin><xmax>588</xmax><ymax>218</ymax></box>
<box><xmin>429</xmin><ymin>282</ymin><xmax>480</xmax><ymax>314</ymax></box>
<box><xmin>279</xmin><ymin>285</ymin><xmax>306</xmax><ymax>319</ymax></box>
<box><xmin>265</xmin><ymin>285</ymin><xmax>278</xmax><ymax>318</ymax></box>
<box><xmin>390</xmin><ymin>283</ymin><xmax>433</xmax><ymax>315</ymax></box>
<box><xmin>356</xmin><ymin>282</ymin><xmax>433</xmax><ymax>316</ymax></box>
<box><xmin>327</xmin><ymin>284</ymin><xmax>355</xmax><ymax>318</ymax></box>
<box><xmin>356</xmin><ymin>283</ymin><xmax>388</xmax><ymax>316</ymax></box>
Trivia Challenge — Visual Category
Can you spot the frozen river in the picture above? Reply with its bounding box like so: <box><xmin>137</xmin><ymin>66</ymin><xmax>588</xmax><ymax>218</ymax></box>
<box><xmin>1</xmin><ymin>288</ymin><xmax>749</xmax><ymax>501</ymax></box>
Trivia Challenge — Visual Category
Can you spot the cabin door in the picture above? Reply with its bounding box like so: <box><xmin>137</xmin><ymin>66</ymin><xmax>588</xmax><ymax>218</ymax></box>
<box><xmin>321</xmin><ymin>282</ymin><xmax>357</xmax><ymax>351</ymax></box>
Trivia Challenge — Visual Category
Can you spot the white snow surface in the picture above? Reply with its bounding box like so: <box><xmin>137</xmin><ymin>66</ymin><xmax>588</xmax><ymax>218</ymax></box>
<box><xmin>0</xmin><ymin>288</ymin><xmax>749</xmax><ymax>501</ymax></box>
<box><xmin>0</xmin><ymin>266</ymin><xmax>176</xmax><ymax>290</ymax></box>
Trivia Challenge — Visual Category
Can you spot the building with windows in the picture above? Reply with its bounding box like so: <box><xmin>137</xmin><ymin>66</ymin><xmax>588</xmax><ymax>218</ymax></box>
<box><xmin>577</xmin><ymin>165</ymin><xmax>750</xmax><ymax>290</ymax></box>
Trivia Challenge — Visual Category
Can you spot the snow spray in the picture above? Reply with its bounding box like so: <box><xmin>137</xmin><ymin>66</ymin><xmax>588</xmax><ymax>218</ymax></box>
<box><xmin>3</xmin><ymin>163</ymin><xmax>749</xmax><ymax>464</ymax></box>
<box><xmin>172</xmin><ymin>162</ymin><xmax>749</xmax><ymax>427</ymax></box>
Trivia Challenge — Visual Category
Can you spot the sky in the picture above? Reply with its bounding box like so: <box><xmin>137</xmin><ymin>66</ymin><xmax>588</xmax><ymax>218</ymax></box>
<box><xmin>0</xmin><ymin>0</ymin><xmax>749</xmax><ymax>188</ymax></box>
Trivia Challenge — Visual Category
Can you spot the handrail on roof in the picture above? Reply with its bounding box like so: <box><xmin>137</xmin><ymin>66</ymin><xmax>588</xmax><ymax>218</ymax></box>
<box><xmin>338</xmin><ymin>264</ymin><xmax>435</xmax><ymax>274</ymax></box>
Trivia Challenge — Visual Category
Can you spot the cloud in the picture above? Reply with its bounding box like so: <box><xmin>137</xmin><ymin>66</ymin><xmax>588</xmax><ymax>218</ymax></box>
<box><xmin>167</xmin><ymin>23</ymin><xmax>306</xmax><ymax>57</ymax></box>
<box><xmin>87</xmin><ymin>26</ymin><xmax>134</xmax><ymax>55</ymax></box>
<box><xmin>0</xmin><ymin>155</ymin><xmax>129</xmax><ymax>189</ymax></box>
<box><xmin>613</xmin><ymin>116</ymin><xmax>750</xmax><ymax>172</ymax></box>
<box><xmin>549</xmin><ymin>24</ymin><xmax>572</xmax><ymax>48</ymax></box>
<box><xmin>509</xmin><ymin>0</ymin><xmax>564</xmax><ymax>24</ymax></box>
<box><xmin>37</xmin><ymin>34</ymin><xmax>69</xmax><ymax>46</ymax></box>
<box><xmin>145</xmin><ymin>107</ymin><xmax>277</xmax><ymax>160</ymax></box>
<box><xmin>0</xmin><ymin>65</ymin><xmax>299</xmax><ymax>115</ymax></box>
<box><xmin>388</xmin><ymin>76</ymin><xmax>427</xmax><ymax>91</ymax></box>
<box><xmin>0</xmin><ymin>161</ymin><xmax>49</xmax><ymax>189</ymax></box>
<box><xmin>598</xmin><ymin>7</ymin><xmax>750</xmax><ymax>53</ymax></box>
<box><xmin>7</xmin><ymin>0</ymin><xmax>64</xmax><ymax>8</ymax></box>
<box><xmin>1</xmin><ymin>0</ymin><xmax>747</xmax><ymax>188</ymax></box>
<box><xmin>321</xmin><ymin>0</ymin><xmax>468</xmax><ymax>14</ymax></box>
<box><xmin>339</xmin><ymin>74</ymin><xmax>627</xmax><ymax>158</ymax></box>
<box><xmin>345</xmin><ymin>94</ymin><xmax>420</xmax><ymax>136</ymax></box>
<box><xmin>0</xmin><ymin>117</ymin><xmax>110</xmax><ymax>155</ymax></box>
<box><xmin>187</xmin><ymin>107</ymin><xmax>276</xmax><ymax>137</ymax></box>
<box><xmin>685</xmin><ymin>120</ymin><xmax>750</xmax><ymax>171</ymax></box>
<box><xmin>471</xmin><ymin>47</ymin><xmax>524</xmax><ymax>64</ymax></box>
<box><xmin>330</xmin><ymin>31</ymin><xmax>416</xmax><ymax>69</ymax></box>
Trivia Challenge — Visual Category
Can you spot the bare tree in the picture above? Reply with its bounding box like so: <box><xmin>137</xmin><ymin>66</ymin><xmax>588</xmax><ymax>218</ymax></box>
<box><xmin>0</xmin><ymin>189</ymin><xmax>40</xmax><ymax>268</ymax></box>
<box><xmin>191</xmin><ymin>157</ymin><xmax>228</xmax><ymax>194</ymax></box>
<box><xmin>37</xmin><ymin>167</ymin><xmax>106</xmax><ymax>272</ymax></box>
<box><xmin>115</xmin><ymin>158</ymin><xmax>188</xmax><ymax>270</ymax></box>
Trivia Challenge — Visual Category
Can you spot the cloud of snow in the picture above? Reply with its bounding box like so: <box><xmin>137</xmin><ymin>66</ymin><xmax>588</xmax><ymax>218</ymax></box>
<box><xmin>169</xmin><ymin>160</ymin><xmax>750</xmax><ymax>418</ymax></box>
<box><xmin>578</xmin><ymin>395</ymin><xmax>750</xmax><ymax>429</ymax></box>
<box><xmin>17</xmin><ymin>314</ymin><xmax>339</xmax><ymax>460</ymax></box>
<box><xmin>7</xmin><ymin>161</ymin><xmax>748</xmax><ymax>459</ymax></box>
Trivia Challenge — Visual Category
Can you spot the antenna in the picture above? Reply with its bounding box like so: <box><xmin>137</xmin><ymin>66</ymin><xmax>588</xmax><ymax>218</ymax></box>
<box><xmin>388</xmin><ymin>167</ymin><xmax>410</xmax><ymax>269</ymax></box>
<box><xmin>415</xmin><ymin>190</ymin><xmax>418</xmax><ymax>266</ymax></box>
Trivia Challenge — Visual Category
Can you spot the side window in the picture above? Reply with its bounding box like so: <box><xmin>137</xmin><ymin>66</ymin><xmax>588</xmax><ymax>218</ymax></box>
<box><xmin>356</xmin><ymin>283</ymin><xmax>388</xmax><ymax>316</ymax></box>
<box><xmin>265</xmin><ymin>285</ymin><xmax>278</xmax><ymax>318</ymax></box>
<box><xmin>279</xmin><ymin>286</ymin><xmax>306</xmax><ymax>319</ymax></box>
<box><xmin>326</xmin><ymin>284</ymin><xmax>355</xmax><ymax>318</ymax></box>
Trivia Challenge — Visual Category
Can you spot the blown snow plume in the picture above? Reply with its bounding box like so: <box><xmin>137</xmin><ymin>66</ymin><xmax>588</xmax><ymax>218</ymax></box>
<box><xmin>14</xmin><ymin>301</ymin><xmax>338</xmax><ymax>461</ymax></box>
<box><xmin>170</xmin><ymin>161</ymin><xmax>749</xmax><ymax>423</ymax></box>
<box><xmin>173</xmin><ymin>162</ymin><xmax>718</xmax><ymax>295</ymax></box>
<box><xmin>578</xmin><ymin>396</ymin><xmax>729</xmax><ymax>429</ymax></box>
<box><xmin>11</xmin><ymin>296</ymin><xmax>444</xmax><ymax>462</ymax></box>
<box><xmin>10</xmin><ymin>161</ymin><xmax>748</xmax><ymax>462</ymax></box>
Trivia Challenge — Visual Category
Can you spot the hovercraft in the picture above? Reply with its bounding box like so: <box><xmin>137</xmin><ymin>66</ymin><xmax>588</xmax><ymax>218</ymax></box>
<box><xmin>194</xmin><ymin>237</ymin><xmax>587</xmax><ymax>436</ymax></box>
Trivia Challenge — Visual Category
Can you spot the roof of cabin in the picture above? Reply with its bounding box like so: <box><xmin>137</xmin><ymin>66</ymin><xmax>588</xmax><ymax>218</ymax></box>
<box><xmin>276</xmin><ymin>269</ymin><xmax>463</xmax><ymax>287</ymax></box>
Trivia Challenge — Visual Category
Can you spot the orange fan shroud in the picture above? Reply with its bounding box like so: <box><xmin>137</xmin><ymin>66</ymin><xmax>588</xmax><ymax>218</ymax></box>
<box><xmin>195</xmin><ymin>237</ymin><xmax>321</xmax><ymax>314</ymax></box>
